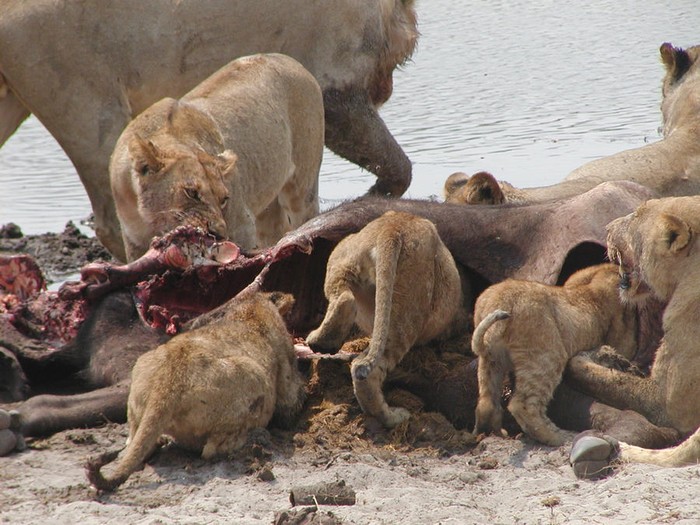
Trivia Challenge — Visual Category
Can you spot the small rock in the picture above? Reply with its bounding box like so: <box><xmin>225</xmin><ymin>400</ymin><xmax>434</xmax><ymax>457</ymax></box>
<box><xmin>257</xmin><ymin>467</ymin><xmax>275</xmax><ymax>482</ymax></box>
<box><xmin>477</xmin><ymin>457</ymin><xmax>499</xmax><ymax>470</ymax></box>
<box><xmin>542</xmin><ymin>496</ymin><xmax>561</xmax><ymax>508</ymax></box>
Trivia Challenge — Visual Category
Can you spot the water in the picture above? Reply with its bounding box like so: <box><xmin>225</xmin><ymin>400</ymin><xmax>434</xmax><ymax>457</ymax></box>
<box><xmin>1</xmin><ymin>0</ymin><xmax>698</xmax><ymax>234</ymax></box>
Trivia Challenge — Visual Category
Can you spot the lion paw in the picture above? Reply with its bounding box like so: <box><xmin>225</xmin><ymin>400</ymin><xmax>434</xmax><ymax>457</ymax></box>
<box><xmin>382</xmin><ymin>407</ymin><xmax>411</xmax><ymax>429</ymax></box>
<box><xmin>569</xmin><ymin>431</ymin><xmax>619</xmax><ymax>480</ymax></box>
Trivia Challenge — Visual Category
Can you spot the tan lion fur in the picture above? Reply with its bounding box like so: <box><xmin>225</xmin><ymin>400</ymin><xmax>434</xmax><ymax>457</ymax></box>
<box><xmin>110</xmin><ymin>53</ymin><xmax>324</xmax><ymax>261</ymax></box>
<box><xmin>567</xmin><ymin>196</ymin><xmax>700</xmax><ymax>466</ymax></box>
<box><xmin>450</xmin><ymin>43</ymin><xmax>700</xmax><ymax>205</ymax></box>
<box><xmin>306</xmin><ymin>211</ymin><xmax>467</xmax><ymax>428</ymax></box>
<box><xmin>85</xmin><ymin>292</ymin><xmax>306</xmax><ymax>491</ymax></box>
<box><xmin>472</xmin><ymin>263</ymin><xmax>637</xmax><ymax>446</ymax></box>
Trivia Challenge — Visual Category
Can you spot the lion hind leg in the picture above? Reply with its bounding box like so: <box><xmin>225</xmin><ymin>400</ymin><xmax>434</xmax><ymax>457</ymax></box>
<box><xmin>306</xmin><ymin>290</ymin><xmax>357</xmax><ymax>352</ymax></box>
<box><xmin>352</xmin><ymin>352</ymin><xmax>410</xmax><ymax>428</ymax></box>
<box><xmin>619</xmin><ymin>427</ymin><xmax>700</xmax><ymax>467</ymax></box>
<box><xmin>474</xmin><ymin>353</ymin><xmax>506</xmax><ymax>436</ymax></box>
<box><xmin>508</xmin><ymin>354</ymin><xmax>571</xmax><ymax>446</ymax></box>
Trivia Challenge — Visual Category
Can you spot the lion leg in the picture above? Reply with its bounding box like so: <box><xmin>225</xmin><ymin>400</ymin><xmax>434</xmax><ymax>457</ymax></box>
<box><xmin>255</xmin><ymin>197</ymin><xmax>289</xmax><ymax>248</ymax></box>
<box><xmin>278</xmin><ymin>166</ymin><xmax>320</xmax><ymax>228</ymax></box>
<box><xmin>618</xmin><ymin>427</ymin><xmax>699</xmax><ymax>467</ymax></box>
<box><xmin>352</xmin><ymin>348</ymin><xmax>410</xmax><ymax>428</ymax></box>
<box><xmin>508</xmin><ymin>354</ymin><xmax>571</xmax><ymax>446</ymax></box>
<box><xmin>306</xmin><ymin>290</ymin><xmax>357</xmax><ymax>352</ymax></box>
<box><xmin>323</xmin><ymin>88</ymin><xmax>411</xmax><ymax>197</ymax></box>
<box><xmin>474</xmin><ymin>353</ymin><xmax>505</xmax><ymax>436</ymax></box>
<box><xmin>0</xmin><ymin>86</ymin><xmax>30</xmax><ymax>148</ymax></box>
<box><xmin>566</xmin><ymin>353</ymin><xmax>667</xmax><ymax>427</ymax></box>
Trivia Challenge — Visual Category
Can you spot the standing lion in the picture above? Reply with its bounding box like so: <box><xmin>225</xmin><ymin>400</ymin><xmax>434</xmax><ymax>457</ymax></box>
<box><xmin>306</xmin><ymin>211</ymin><xmax>468</xmax><ymax>428</ymax></box>
<box><xmin>472</xmin><ymin>263</ymin><xmax>637</xmax><ymax>446</ymax></box>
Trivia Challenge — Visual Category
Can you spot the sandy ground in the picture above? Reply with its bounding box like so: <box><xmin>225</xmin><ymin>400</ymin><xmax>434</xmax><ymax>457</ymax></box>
<box><xmin>2</xmin><ymin>424</ymin><xmax>699</xmax><ymax>525</ymax></box>
<box><xmin>1</xmin><ymin>224</ymin><xmax>700</xmax><ymax>525</ymax></box>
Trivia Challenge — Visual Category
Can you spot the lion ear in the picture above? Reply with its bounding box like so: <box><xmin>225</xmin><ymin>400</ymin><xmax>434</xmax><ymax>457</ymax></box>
<box><xmin>217</xmin><ymin>150</ymin><xmax>238</xmax><ymax>176</ymax></box>
<box><xmin>660</xmin><ymin>43</ymin><xmax>691</xmax><ymax>85</ymax></box>
<box><xmin>128</xmin><ymin>136</ymin><xmax>163</xmax><ymax>176</ymax></box>
<box><xmin>661</xmin><ymin>213</ymin><xmax>692</xmax><ymax>254</ymax></box>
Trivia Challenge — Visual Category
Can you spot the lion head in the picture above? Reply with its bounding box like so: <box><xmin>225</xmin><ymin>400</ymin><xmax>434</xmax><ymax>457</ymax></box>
<box><xmin>123</xmin><ymin>135</ymin><xmax>236</xmax><ymax>258</ymax></box>
<box><xmin>111</xmin><ymin>98</ymin><xmax>240</xmax><ymax>261</ymax></box>
<box><xmin>607</xmin><ymin>196</ymin><xmax>700</xmax><ymax>303</ymax></box>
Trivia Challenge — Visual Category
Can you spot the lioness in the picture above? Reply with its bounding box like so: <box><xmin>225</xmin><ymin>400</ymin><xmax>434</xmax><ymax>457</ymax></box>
<box><xmin>472</xmin><ymin>263</ymin><xmax>637</xmax><ymax>446</ymax></box>
<box><xmin>0</xmin><ymin>0</ymin><xmax>418</xmax><ymax>260</ymax></box>
<box><xmin>306</xmin><ymin>211</ymin><xmax>467</xmax><ymax>428</ymax></box>
<box><xmin>85</xmin><ymin>291</ymin><xmax>306</xmax><ymax>491</ymax></box>
<box><xmin>110</xmin><ymin>53</ymin><xmax>324</xmax><ymax>261</ymax></box>
<box><xmin>451</xmin><ymin>43</ymin><xmax>700</xmax><ymax>205</ymax></box>
<box><xmin>568</xmin><ymin>196</ymin><xmax>700</xmax><ymax>471</ymax></box>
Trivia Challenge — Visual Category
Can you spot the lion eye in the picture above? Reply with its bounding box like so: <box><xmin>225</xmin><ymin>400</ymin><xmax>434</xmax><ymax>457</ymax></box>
<box><xmin>221</xmin><ymin>196</ymin><xmax>229</xmax><ymax>210</ymax></box>
<box><xmin>184</xmin><ymin>187</ymin><xmax>201</xmax><ymax>201</ymax></box>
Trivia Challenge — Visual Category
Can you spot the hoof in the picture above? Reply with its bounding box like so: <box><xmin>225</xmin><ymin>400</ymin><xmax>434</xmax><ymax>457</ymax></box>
<box><xmin>0</xmin><ymin>428</ymin><xmax>18</xmax><ymax>456</ymax></box>
<box><xmin>0</xmin><ymin>410</ymin><xmax>10</xmax><ymax>430</ymax></box>
<box><xmin>569</xmin><ymin>431</ymin><xmax>619</xmax><ymax>480</ymax></box>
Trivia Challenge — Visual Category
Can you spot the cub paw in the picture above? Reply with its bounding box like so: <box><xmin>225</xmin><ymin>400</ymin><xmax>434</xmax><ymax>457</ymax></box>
<box><xmin>351</xmin><ymin>359</ymin><xmax>373</xmax><ymax>381</ymax></box>
<box><xmin>382</xmin><ymin>407</ymin><xmax>411</xmax><ymax>429</ymax></box>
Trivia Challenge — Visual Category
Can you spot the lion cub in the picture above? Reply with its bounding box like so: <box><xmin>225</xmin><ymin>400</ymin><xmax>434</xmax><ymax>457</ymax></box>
<box><xmin>86</xmin><ymin>292</ymin><xmax>305</xmax><ymax>491</ymax></box>
<box><xmin>472</xmin><ymin>263</ymin><xmax>636</xmax><ymax>446</ymax></box>
<box><xmin>306</xmin><ymin>211</ymin><xmax>467</xmax><ymax>428</ymax></box>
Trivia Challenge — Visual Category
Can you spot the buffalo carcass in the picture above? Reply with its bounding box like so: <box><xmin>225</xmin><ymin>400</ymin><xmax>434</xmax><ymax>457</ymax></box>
<box><xmin>0</xmin><ymin>181</ymin><xmax>673</xmax><ymax>456</ymax></box>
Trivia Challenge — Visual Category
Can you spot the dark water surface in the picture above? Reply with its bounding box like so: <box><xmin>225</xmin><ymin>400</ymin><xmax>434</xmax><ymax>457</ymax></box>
<box><xmin>1</xmin><ymin>1</ymin><xmax>697</xmax><ymax>234</ymax></box>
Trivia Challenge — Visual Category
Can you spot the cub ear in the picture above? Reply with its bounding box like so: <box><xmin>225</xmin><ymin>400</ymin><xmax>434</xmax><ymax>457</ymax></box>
<box><xmin>660</xmin><ymin>213</ymin><xmax>692</xmax><ymax>254</ymax></box>
<box><xmin>266</xmin><ymin>291</ymin><xmax>295</xmax><ymax>317</ymax></box>
<box><xmin>443</xmin><ymin>172</ymin><xmax>470</xmax><ymax>200</ymax></box>
<box><xmin>468</xmin><ymin>171</ymin><xmax>505</xmax><ymax>205</ymax></box>
<box><xmin>660</xmin><ymin>42</ymin><xmax>691</xmax><ymax>85</ymax></box>
<box><xmin>128</xmin><ymin>136</ymin><xmax>163</xmax><ymax>176</ymax></box>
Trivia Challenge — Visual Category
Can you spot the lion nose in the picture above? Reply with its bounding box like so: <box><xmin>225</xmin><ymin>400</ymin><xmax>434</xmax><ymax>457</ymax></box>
<box><xmin>619</xmin><ymin>272</ymin><xmax>631</xmax><ymax>290</ymax></box>
<box><xmin>207</xmin><ymin>219</ymin><xmax>228</xmax><ymax>240</ymax></box>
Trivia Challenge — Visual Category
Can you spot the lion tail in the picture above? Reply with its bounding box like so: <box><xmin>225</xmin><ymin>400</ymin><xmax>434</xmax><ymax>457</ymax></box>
<box><xmin>471</xmin><ymin>309</ymin><xmax>510</xmax><ymax>357</ymax></box>
<box><xmin>351</xmin><ymin>231</ymin><xmax>402</xmax><ymax>382</ymax></box>
<box><xmin>619</xmin><ymin>427</ymin><xmax>700</xmax><ymax>467</ymax></box>
<box><xmin>85</xmin><ymin>401</ymin><xmax>169</xmax><ymax>491</ymax></box>
<box><xmin>472</xmin><ymin>309</ymin><xmax>510</xmax><ymax>435</ymax></box>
